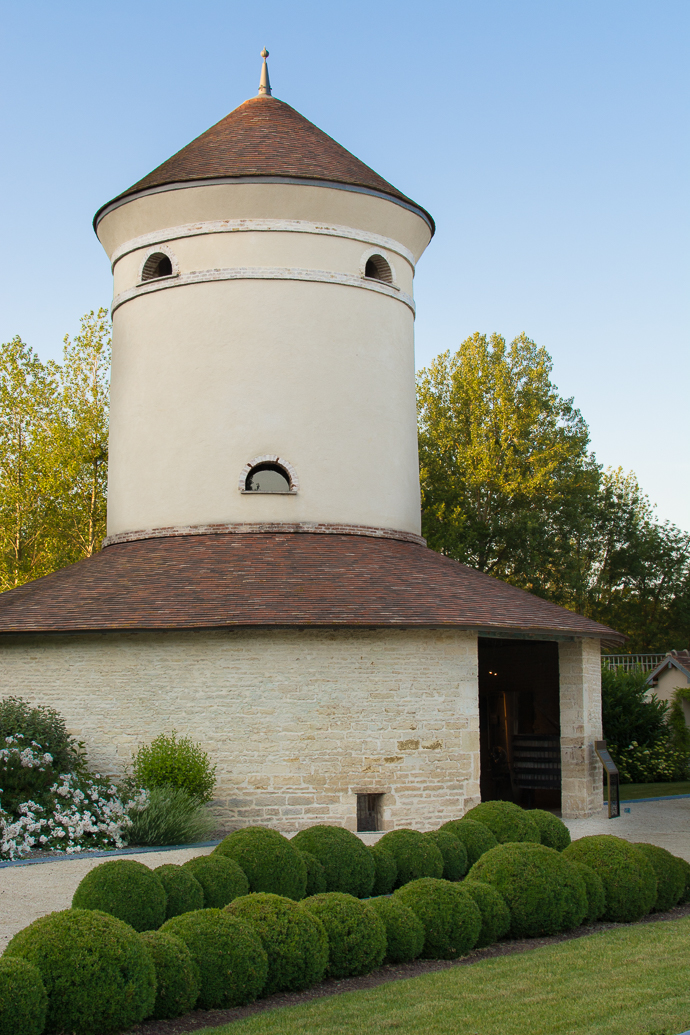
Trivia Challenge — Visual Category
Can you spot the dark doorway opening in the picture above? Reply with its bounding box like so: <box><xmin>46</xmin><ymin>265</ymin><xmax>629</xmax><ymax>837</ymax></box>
<box><xmin>479</xmin><ymin>638</ymin><xmax>561</xmax><ymax>810</ymax></box>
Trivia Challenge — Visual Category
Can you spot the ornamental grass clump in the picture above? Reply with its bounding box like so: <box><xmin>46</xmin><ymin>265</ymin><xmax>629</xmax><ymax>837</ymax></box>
<box><xmin>161</xmin><ymin>909</ymin><xmax>268</xmax><ymax>1009</ymax></box>
<box><xmin>632</xmin><ymin>843</ymin><xmax>685</xmax><ymax>912</ymax></box>
<box><xmin>140</xmin><ymin>930</ymin><xmax>201</xmax><ymax>1019</ymax></box>
<box><xmin>375</xmin><ymin>829</ymin><xmax>444</xmax><ymax>888</ymax></box>
<box><xmin>5</xmin><ymin>909</ymin><xmax>156</xmax><ymax>1035</ymax></box>
<box><xmin>463</xmin><ymin>801</ymin><xmax>541</xmax><ymax>844</ymax></box>
<box><xmin>127</xmin><ymin>785</ymin><xmax>216</xmax><ymax>847</ymax></box>
<box><xmin>460</xmin><ymin>880</ymin><xmax>511</xmax><ymax>947</ymax></box>
<box><xmin>292</xmin><ymin>825</ymin><xmax>375</xmax><ymax>897</ymax></box>
<box><xmin>226</xmin><ymin>893</ymin><xmax>329</xmax><ymax>994</ymax></box>
<box><xmin>425</xmin><ymin>829</ymin><xmax>468</xmax><ymax>880</ymax></box>
<box><xmin>562</xmin><ymin>835</ymin><xmax>657</xmax><ymax>923</ymax></box>
<box><xmin>369</xmin><ymin>843</ymin><xmax>398</xmax><ymax>896</ymax></box>
<box><xmin>566</xmin><ymin>860</ymin><xmax>606</xmax><ymax>923</ymax></box>
<box><xmin>393</xmin><ymin>878</ymin><xmax>482</xmax><ymax>959</ymax></box>
<box><xmin>529</xmin><ymin>810</ymin><xmax>571</xmax><ymax>851</ymax></box>
<box><xmin>468</xmin><ymin>843</ymin><xmax>587</xmax><ymax>938</ymax></box>
<box><xmin>213</xmin><ymin>826</ymin><xmax>307</xmax><ymax>900</ymax></box>
<box><xmin>301</xmin><ymin>892</ymin><xmax>386</xmax><ymax>978</ymax></box>
<box><xmin>0</xmin><ymin>957</ymin><xmax>47</xmax><ymax>1035</ymax></box>
<box><xmin>71</xmin><ymin>858</ymin><xmax>167</xmax><ymax>932</ymax></box>
<box><xmin>183</xmin><ymin>854</ymin><xmax>249</xmax><ymax>908</ymax></box>
<box><xmin>131</xmin><ymin>731</ymin><xmax>216</xmax><ymax>804</ymax></box>
<box><xmin>438</xmin><ymin>818</ymin><xmax>498</xmax><ymax>865</ymax></box>
<box><xmin>366</xmin><ymin>897</ymin><xmax>425</xmax><ymax>963</ymax></box>
<box><xmin>298</xmin><ymin>850</ymin><xmax>327</xmax><ymax>896</ymax></box>
<box><xmin>154</xmin><ymin>863</ymin><xmax>204</xmax><ymax>919</ymax></box>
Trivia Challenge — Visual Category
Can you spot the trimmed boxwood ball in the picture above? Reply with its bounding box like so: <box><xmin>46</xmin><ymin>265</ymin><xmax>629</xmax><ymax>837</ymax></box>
<box><xmin>393</xmin><ymin>878</ymin><xmax>481</xmax><ymax>959</ymax></box>
<box><xmin>213</xmin><ymin>826</ymin><xmax>307</xmax><ymax>900</ymax></box>
<box><xmin>71</xmin><ymin>858</ymin><xmax>166</xmax><ymax>932</ymax></box>
<box><xmin>226</xmin><ymin>892</ymin><xmax>328</xmax><ymax>994</ymax></box>
<box><xmin>566</xmin><ymin>860</ymin><xmax>606</xmax><ymax>923</ymax></box>
<box><xmin>369</xmin><ymin>843</ymin><xmax>398</xmax><ymax>896</ymax></box>
<box><xmin>154</xmin><ymin>863</ymin><xmax>204</xmax><ymax>919</ymax></box>
<box><xmin>468</xmin><ymin>843</ymin><xmax>587</xmax><ymax>937</ymax></box>
<box><xmin>376</xmin><ymin>829</ymin><xmax>444</xmax><ymax>888</ymax></box>
<box><xmin>425</xmin><ymin>830</ymin><xmax>468</xmax><ymax>880</ymax></box>
<box><xmin>563</xmin><ymin>835</ymin><xmax>657</xmax><ymax>923</ymax></box>
<box><xmin>5</xmin><ymin>908</ymin><xmax>156</xmax><ymax>1035</ymax></box>
<box><xmin>529</xmin><ymin>810</ymin><xmax>571</xmax><ymax>851</ymax></box>
<box><xmin>301</xmin><ymin>892</ymin><xmax>386</xmax><ymax>978</ymax></box>
<box><xmin>161</xmin><ymin>909</ymin><xmax>268</xmax><ymax>1008</ymax></box>
<box><xmin>183</xmin><ymin>854</ymin><xmax>249</xmax><ymax>908</ymax></box>
<box><xmin>0</xmin><ymin>957</ymin><xmax>47</xmax><ymax>1035</ymax></box>
<box><xmin>140</xmin><ymin>930</ymin><xmax>201</xmax><ymax>1019</ymax></box>
<box><xmin>438</xmin><ymin>819</ymin><xmax>498</xmax><ymax>866</ymax></box>
<box><xmin>463</xmin><ymin>802</ymin><xmax>541</xmax><ymax>845</ymax></box>
<box><xmin>675</xmin><ymin>855</ymin><xmax>690</xmax><ymax>904</ymax></box>
<box><xmin>292</xmin><ymin>826</ymin><xmax>375</xmax><ymax>898</ymax></box>
<box><xmin>298</xmin><ymin>850</ymin><xmax>327</xmax><ymax>896</ymax></box>
<box><xmin>367</xmin><ymin>896</ymin><xmax>425</xmax><ymax>963</ymax></box>
<box><xmin>632</xmin><ymin>843</ymin><xmax>685</xmax><ymax>912</ymax></box>
<box><xmin>461</xmin><ymin>881</ymin><xmax>510</xmax><ymax>947</ymax></box>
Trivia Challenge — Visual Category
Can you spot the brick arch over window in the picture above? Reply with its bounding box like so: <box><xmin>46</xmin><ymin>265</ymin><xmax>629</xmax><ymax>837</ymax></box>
<box><xmin>239</xmin><ymin>455</ymin><xmax>299</xmax><ymax>494</ymax></box>
<box><xmin>139</xmin><ymin>245</ymin><xmax>178</xmax><ymax>283</ymax></box>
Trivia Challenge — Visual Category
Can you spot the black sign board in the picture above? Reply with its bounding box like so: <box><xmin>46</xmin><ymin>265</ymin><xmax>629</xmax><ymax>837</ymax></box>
<box><xmin>595</xmin><ymin>740</ymin><xmax>620</xmax><ymax>819</ymax></box>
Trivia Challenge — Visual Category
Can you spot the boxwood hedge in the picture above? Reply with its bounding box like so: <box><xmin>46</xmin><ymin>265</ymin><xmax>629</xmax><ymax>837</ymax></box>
<box><xmin>529</xmin><ymin>810</ymin><xmax>571</xmax><ymax>851</ymax></box>
<box><xmin>0</xmin><ymin>957</ymin><xmax>47</xmax><ymax>1035</ymax></box>
<box><xmin>425</xmin><ymin>829</ymin><xmax>468</xmax><ymax>881</ymax></box>
<box><xmin>566</xmin><ymin>860</ymin><xmax>606</xmax><ymax>923</ymax></box>
<box><xmin>463</xmin><ymin>802</ymin><xmax>541</xmax><ymax>845</ymax></box>
<box><xmin>301</xmin><ymin>892</ymin><xmax>386</xmax><ymax>978</ymax></box>
<box><xmin>182</xmin><ymin>854</ymin><xmax>249</xmax><ymax>908</ymax></box>
<box><xmin>375</xmin><ymin>829</ymin><xmax>444</xmax><ymax>888</ymax></box>
<box><xmin>161</xmin><ymin>909</ymin><xmax>268</xmax><ymax>1008</ymax></box>
<box><xmin>366</xmin><ymin>897</ymin><xmax>425</xmax><ymax>963</ymax></box>
<box><xmin>393</xmin><ymin>878</ymin><xmax>482</xmax><ymax>959</ymax></box>
<box><xmin>298</xmin><ymin>850</ymin><xmax>327</xmax><ymax>896</ymax></box>
<box><xmin>154</xmin><ymin>863</ymin><xmax>204</xmax><ymax>919</ymax></box>
<box><xmin>5</xmin><ymin>909</ymin><xmax>156</xmax><ymax>1035</ymax></box>
<box><xmin>226</xmin><ymin>893</ymin><xmax>329</xmax><ymax>994</ymax></box>
<box><xmin>460</xmin><ymin>880</ymin><xmax>511</xmax><ymax>947</ymax></box>
<box><xmin>71</xmin><ymin>858</ymin><xmax>166</xmax><ymax>932</ymax></box>
<box><xmin>292</xmin><ymin>826</ymin><xmax>375</xmax><ymax>898</ymax></box>
<box><xmin>213</xmin><ymin>826</ymin><xmax>307</xmax><ymax>900</ymax></box>
<box><xmin>632</xmin><ymin>843</ymin><xmax>685</xmax><ymax>912</ymax></box>
<box><xmin>562</xmin><ymin>835</ymin><xmax>657</xmax><ymax>923</ymax></box>
<box><xmin>369</xmin><ymin>843</ymin><xmax>398</xmax><ymax>896</ymax></box>
<box><xmin>676</xmin><ymin>855</ymin><xmax>690</xmax><ymax>904</ymax></box>
<box><xmin>438</xmin><ymin>819</ymin><xmax>498</xmax><ymax>865</ymax></box>
<box><xmin>139</xmin><ymin>930</ymin><xmax>201</xmax><ymax>1019</ymax></box>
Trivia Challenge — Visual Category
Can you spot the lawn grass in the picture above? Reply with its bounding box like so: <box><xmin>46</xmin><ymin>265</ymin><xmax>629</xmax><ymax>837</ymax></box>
<box><xmin>198</xmin><ymin>917</ymin><xmax>690</xmax><ymax>1035</ymax></box>
<box><xmin>605</xmin><ymin>781</ymin><xmax>690</xmax><ymax>801</ymax></box>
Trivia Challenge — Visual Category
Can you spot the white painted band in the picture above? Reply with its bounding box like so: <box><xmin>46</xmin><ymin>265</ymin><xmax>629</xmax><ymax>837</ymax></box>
<box><xmin>112</xmin><ymin>266</ymin><xmax>416</xmax><ymax>315</ymax></box>
<box><xmin>110</xmin><ymin>219</ymin><xmax>416</xmax><ymax>269</ymax></box>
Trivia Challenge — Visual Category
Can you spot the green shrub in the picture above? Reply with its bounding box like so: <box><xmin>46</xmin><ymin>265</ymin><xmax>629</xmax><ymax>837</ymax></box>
<box><xmin>126</xmin><ymin>784</ymin><xmax>216</xmax><ymax>846</ymax></box>
<box><xmin>213</xmin><ymin>827</ymin><xmax>307</xmax><ymax>900</ymax></box>
<box><xmin>298</xmin><ymin>850</ymin><xmax>327</xmax><ymax>896</ymax></box>
<box><xmin>529</xmin><ymin>810</ymin><xmax>571</xmax><ymax>851</ymax></box>
<box><xmin>161</xmin><ymin>909</ymin><xmax>267</xmax><ymax>1009</ymax></box>
<box><xmin>632</xmin><ymin>843</ymin><xmax>685</xmax><ymax>912</ymax></box>
<box><xmin>562</xmin><ymin>835</ymin><xmax>657</xmax><ymax>923</ymax></box>
<box><xmin>366</xmin><ymin>896</ymin><xmax>425</xmax><ymax>963</ymax></box>
<box><xmin>375</xmin><ymin>829</ymin><xmax>444</xmax><ymax>888</ymax></box>
<box><xmin>132</xmin><ymin>731</ymin><xmax>216</xmax><ymax>804</ymax></box>
<box><xmin>460</xmin><ymin>880</ymin><xmax>510</xmax><ymax>947</ymax></box>
<box><xmin>602</xmin><ymin>665</ymin><xmax>668</xmax><ymax>750</ymax></box>
<box><xmin>676</xmin><ymin>855</ymin><xmax>690</xmax><ymax>904</ymax></box>
<box><xmin>463</xmin><ymin>802</ymin><xmax>541</xmax><ymax>844</ymax></box>
<box><xmin>369</xmin><ymin>843</ymin><xmax>398</xmax><ymax>896</ymax></box>
<box><xmin>140</xmin><ymin>930</ymin><xmax>201</xmax><ymax>1019</ymax></box>
<box><xmin>611</xmin><ymin>740</ymin><xmax>689</xmax><ymax>783</ymax></box>
<box><xmin>438</xmin><ymin>819</ymin><xmax>498</xmax><ymax>865</ymax></box>
<box><xmin>301</xmin><ymin>893</ymin><xmax>386</xmax><ymax>978</ymax></box>
<box><xmin>468</xmin><ymin>843</ymin><xmax>587</xmax><ymax>937</ymax></box>
<box><xmin>5</xmin><ymin>908</ymin><xmax>155</xmax><ymax>1035</ymax></box>
<box><xmin>0</xmin><ymin>957</ymin><xmax>47</xmax><ymax>1035</ymax></box>
<box><xmin>292</xmin><ymin>826</ymin><xmax>376</xmax><ymax>898</ymax></box>
<box><xmin>425</xmin><ymin>829</ymin><xmax>468</xmax><ymax>880</ymax></box>
<box><xmin>393</xmin><ymin>878</ymin><xmax>482</xmax><ymax>959</ymax></box>
<box><xmin>226</xmin><ymin>893</ymin><xmax>329</xmax><ymax>994</ymax></box>
<box><xmin>566</xmin><ymin>860</ymin><xmax>606</xmax><ymax>923</ymax></box>
<box><xmin>153</xmin><ymin>863</ymin><xmax>204</xmax><ymax>919</ymax></box>
<box><xmin>71</xmin><ymin>859</ymin><xmax>166</xmax><ymax>932</ymax></box>
<box><xmin>182</xmin><ymin>854</ymin><xmax>249</xmax><ymax>908</ymax></box>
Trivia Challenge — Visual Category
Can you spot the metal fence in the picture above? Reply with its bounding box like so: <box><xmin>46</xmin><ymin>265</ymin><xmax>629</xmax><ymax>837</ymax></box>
<box><xmin>601</xmin><ymin>653</ymin><xmax>667</xmax><ymax>673</ymax></box>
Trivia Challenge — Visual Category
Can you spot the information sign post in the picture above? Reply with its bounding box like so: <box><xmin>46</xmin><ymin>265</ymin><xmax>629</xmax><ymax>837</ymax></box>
<box><xmin>595</xmin><ymin>740</ymin><xmax>620</xmax><ymax>819</ymax></box>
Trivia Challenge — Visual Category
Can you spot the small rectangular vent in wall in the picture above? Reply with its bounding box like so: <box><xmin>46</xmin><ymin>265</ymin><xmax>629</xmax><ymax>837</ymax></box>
<box><xmin>356</xmin><ymin>793</ymin><xmax>383</xmax><ymax>832</ymax></box>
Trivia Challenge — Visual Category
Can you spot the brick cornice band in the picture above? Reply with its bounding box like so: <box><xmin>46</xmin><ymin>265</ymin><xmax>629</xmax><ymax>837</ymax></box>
<box><xmin>102</xmin><ymin>522</ymin><xmax>427</xmax><ymax>549</ymax></box>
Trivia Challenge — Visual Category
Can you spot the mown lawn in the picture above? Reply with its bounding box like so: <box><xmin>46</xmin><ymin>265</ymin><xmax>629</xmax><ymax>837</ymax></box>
<box><xmin>200</xmin><ymin>918</ymin><xmax>690</xmax><ymax>1035</ymax></box>
<box><xmin>606</xmin><ymin>781</ymin><xmax>690</xmax><ymax>801</ymax></box>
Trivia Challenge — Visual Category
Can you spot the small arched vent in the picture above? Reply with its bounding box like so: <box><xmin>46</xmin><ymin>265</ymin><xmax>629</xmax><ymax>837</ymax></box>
<box><xmin>245</xmin><ymin>462</ymin><xmax>291</xmax><ymax>493</ymax></box>
<box><xmin>141</xmin><ymin>252</ymin><xmax>173</xmax><ymax>281</ymax></box>
<box><xmin>364</xmin><ymin>254</ymin><xmax>393</xmax><ymax>284</ymax></box>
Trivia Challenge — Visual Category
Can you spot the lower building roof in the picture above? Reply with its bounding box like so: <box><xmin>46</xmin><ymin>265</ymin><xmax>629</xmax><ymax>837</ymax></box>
<box><xmin>0</xmin><ymin>530</ymin><xmax>623</xmax><ymax>644</ymax></box>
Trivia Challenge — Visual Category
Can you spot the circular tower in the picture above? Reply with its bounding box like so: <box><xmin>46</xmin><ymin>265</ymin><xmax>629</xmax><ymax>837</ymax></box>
<box><xmin>95</xmin><ymin>53</ymin><xmax>434</xmax><ymax>542</ymax></box>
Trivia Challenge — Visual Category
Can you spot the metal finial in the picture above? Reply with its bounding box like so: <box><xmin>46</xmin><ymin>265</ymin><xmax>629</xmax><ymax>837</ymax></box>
<box><xmin>258</xmin><ymin>48</ymin><xmax>272</xmax><ymax>97</ymax></box>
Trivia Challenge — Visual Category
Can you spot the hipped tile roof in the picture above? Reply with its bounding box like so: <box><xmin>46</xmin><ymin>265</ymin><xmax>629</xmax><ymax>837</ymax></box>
<box><xmin>0</xmin><ymin>533</ymin><xmax>623</xmax><ymax>643</ymax></box>
<box><xmin>95</xmin><ymin>96</ymin><xmax>433</xmax><ymax>230</ymax></box>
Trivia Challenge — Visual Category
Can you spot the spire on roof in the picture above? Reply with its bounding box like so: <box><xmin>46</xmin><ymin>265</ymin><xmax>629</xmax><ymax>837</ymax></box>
<box><xmin>258</xmin><ymin>48</ymin><xmax>271</xmax><ymax>97</ymax></box>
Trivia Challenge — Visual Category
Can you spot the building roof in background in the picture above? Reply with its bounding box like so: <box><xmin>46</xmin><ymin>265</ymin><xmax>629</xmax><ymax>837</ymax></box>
<box><xmin>647</xmin><ymin>650</ymin><xmax>690</xmax><ymax>684</ymax></box>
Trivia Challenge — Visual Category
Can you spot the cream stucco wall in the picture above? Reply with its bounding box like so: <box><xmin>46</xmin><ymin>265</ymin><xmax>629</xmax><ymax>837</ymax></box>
<box><xmin>652</xmin><ymin>665</ymin><xmax>690</xmax><ymax>726</ymax></box>
<box><xmin>0</xmin><ymin>627</ymin><xmax>480</xmax><ymax>832</ymax></box>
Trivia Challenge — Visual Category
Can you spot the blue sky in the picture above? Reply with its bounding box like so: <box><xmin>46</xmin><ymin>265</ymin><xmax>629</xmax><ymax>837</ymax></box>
<box><xmin>0</xmin><ymin>1</ymin><xmax>687</xmax><ymax>528</ymax></box>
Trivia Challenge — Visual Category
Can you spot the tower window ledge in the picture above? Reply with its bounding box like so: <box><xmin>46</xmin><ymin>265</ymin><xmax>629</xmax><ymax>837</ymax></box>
<box><xmin>240</xmin><ymin>489</ymin><xmax>297</xmax><ymax>495</ymax></box>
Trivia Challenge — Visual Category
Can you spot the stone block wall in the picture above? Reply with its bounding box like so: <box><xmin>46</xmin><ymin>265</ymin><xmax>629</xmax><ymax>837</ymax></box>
<box><xmin>559</xmin><ymin>637</ymin><xmax>603</xmax><ymax>818</ymax></box>
<box><xmin>0</xmin><ymin>626</ymin><xmax>480</xmax><ymax>832</ymax></box>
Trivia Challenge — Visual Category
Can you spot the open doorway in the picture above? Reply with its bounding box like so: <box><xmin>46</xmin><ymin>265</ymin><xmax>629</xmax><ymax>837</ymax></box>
<box><xmin>478</xmin><ymin>637</ymin><xmax>561</xmax><ymax>810</ymax></box>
